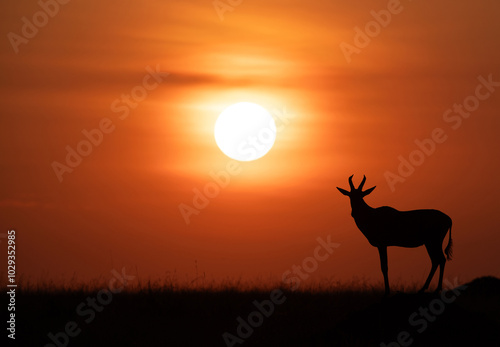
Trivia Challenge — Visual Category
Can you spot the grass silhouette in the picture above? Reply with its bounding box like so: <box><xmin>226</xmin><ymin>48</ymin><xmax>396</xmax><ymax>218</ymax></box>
<box><xmin>8</xmin><ymin>275</ymin><xmax>500</xmax><ymax>346</ymax></box>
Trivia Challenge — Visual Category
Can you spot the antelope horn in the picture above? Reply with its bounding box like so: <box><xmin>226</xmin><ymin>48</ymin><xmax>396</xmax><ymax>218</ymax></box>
<box><xmin>359</xmin><ymin>175</ymin><xmax>366</xmax><ymax>190</ymax></box>
<box><xmin>348</xmin><ymin>175</ymin><xmax>355</xmax><ymax>190</ymax></box>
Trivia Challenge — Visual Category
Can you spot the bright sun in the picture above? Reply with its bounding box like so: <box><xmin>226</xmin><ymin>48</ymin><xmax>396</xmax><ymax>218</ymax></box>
<box><xmin>214</xmin><ymin>102</ymin><xmax>276</xmax><ymax>162</ymax></box>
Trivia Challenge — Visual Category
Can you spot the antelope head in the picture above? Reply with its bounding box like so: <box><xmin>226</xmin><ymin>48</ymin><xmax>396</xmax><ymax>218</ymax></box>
<box><xmin>337</xmin><ymin>175</ymin><xmax>376</xmax><ymax>210</ymax></box>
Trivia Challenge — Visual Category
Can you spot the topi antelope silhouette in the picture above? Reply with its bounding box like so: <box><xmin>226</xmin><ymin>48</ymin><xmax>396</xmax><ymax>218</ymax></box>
<box><xmin>337</xmin><ymin>175</ymin><xmax>453</xmax><ymax>295</ymax></box>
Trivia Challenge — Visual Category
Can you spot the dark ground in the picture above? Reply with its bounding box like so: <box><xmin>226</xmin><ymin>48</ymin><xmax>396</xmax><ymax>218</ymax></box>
<box><xmin>5</xmin><ymin>276</ymin><xmax>500</xmax><ymax>346</ymax></box>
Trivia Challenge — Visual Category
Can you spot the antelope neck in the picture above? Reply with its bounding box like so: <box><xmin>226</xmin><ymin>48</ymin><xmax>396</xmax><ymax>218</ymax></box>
<box><xmin>350</xmin><ymin>198</ymin><xmax>373</xmax><ymax>218</ymax></box>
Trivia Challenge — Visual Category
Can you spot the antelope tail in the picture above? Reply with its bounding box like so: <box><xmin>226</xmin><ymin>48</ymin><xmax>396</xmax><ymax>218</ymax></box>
<box><xmin>444</xmin><ymin>222</ymin><xmax>453</xmax><ymax>260</ymax></box>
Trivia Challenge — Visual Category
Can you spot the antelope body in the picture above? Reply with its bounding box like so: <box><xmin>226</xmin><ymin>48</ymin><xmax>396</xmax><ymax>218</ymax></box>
<box><xmin>337</xmin><ymin>175</ymin><xmax>453</xmax><ymax>295</ymax></box>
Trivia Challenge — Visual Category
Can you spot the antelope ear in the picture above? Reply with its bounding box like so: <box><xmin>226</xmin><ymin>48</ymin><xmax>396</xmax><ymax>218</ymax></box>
<box><xmin>337</xmin><ymin>187</ymin><xmax>350</xmax><ymax>196</ymax></box>
<box><xmin>362</xmin><ymin>186</ymin><xmax>376</xmax><ymax>197</ymax></box>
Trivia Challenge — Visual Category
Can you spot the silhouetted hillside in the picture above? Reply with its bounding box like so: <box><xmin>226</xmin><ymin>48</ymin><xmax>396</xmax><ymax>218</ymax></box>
<box><xmin>10</xmin><ymin>277</ymin><xmax>500</xmax><ymax>346</ymax></box>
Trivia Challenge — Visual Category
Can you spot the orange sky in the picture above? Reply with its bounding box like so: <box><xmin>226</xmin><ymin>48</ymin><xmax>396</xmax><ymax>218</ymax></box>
<box><xmin>1</xmin><ymin>0</ymin><xmax>499</xmax><ymax>287</ymax></box>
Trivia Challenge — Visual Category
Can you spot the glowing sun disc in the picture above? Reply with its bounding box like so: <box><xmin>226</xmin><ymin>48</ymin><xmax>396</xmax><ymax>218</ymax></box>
<box><xmin>214</xmin><ymin>102</ymin><xmax>276</xmax><ymax>161</ymax></box>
